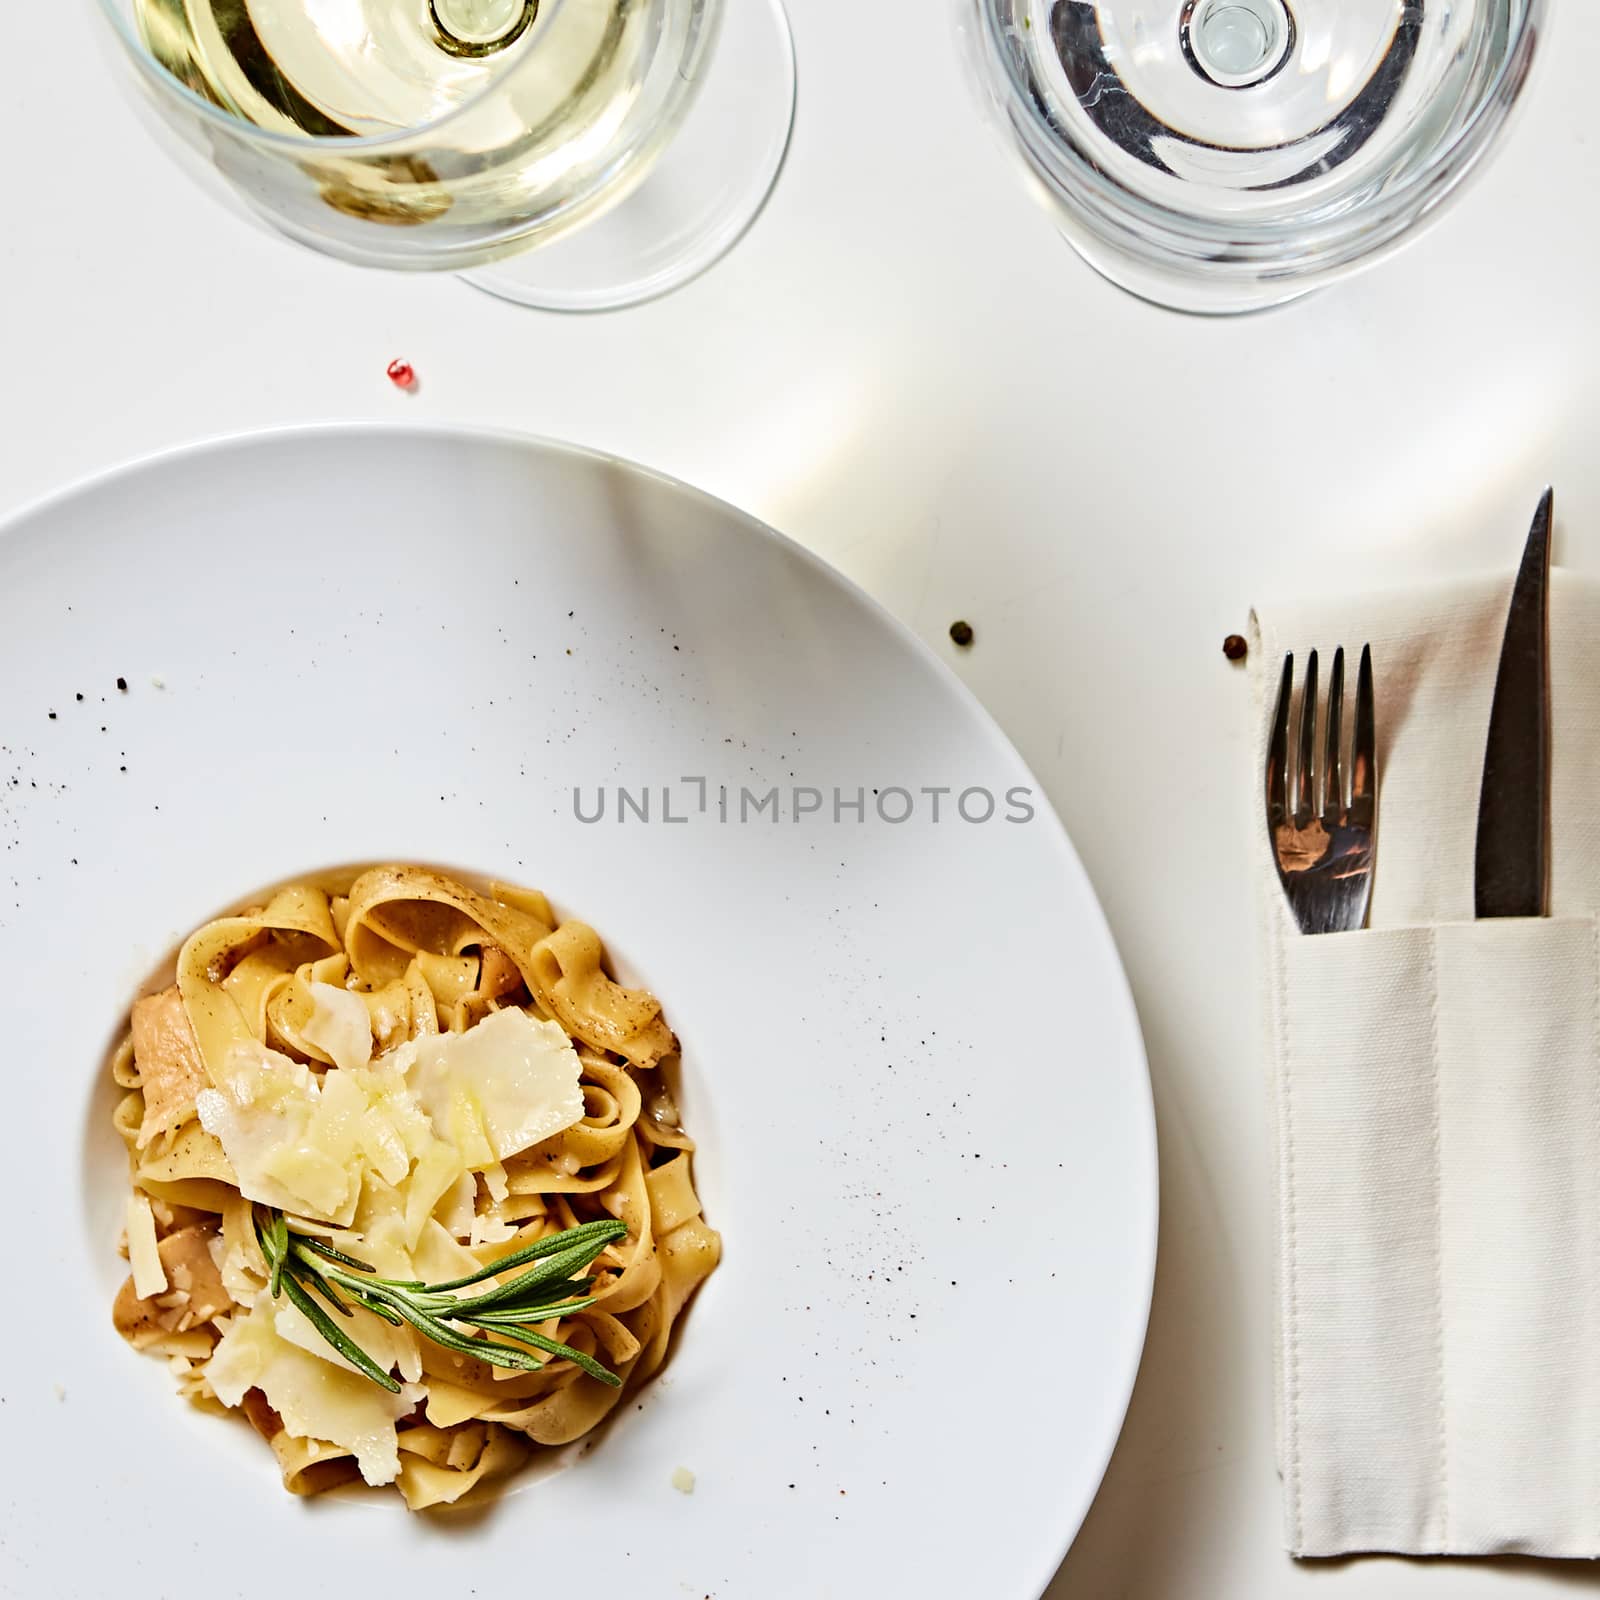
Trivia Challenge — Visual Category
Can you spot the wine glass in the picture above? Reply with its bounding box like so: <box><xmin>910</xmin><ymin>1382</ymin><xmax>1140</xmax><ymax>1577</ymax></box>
<box><xmin>96</xmin><ymin>0</ymin><xmax>796</xmax><ymax>311</ymax></box>
<box><xmin>963</xmin><ymin>0</ymin><xmax>1545</xmax><ymax>313</ymax></box>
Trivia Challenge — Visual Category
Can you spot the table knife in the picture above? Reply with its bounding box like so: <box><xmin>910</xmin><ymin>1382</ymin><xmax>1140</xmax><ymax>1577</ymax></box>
<box><xmin>1474</xmin><ymin>488</ymin><xmax>1553</xmax><ymax>919</ymax></box>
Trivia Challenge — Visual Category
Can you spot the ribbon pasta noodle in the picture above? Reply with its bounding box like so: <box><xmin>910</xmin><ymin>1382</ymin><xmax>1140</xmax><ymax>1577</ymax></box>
<box><xmin>111</xmin><ymin>865</ymin><xmax>719</xmax><ymax>1509</ymax></box>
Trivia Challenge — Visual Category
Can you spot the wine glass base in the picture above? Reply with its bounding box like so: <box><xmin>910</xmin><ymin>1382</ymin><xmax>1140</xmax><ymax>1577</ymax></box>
<box><xmin>1055</xmin><ymin>222</ymin><xmax>1318</xmax><ymax>316</ymax></box>
<box><xmin>969</xmin><ymin>0</ymin><xmax>1543</xmax><ymax>315</ymax></box>
<box><xmin>462</xmin><ymin>0</ymin><xmax>795</xmax><ymax>312</ymax></box>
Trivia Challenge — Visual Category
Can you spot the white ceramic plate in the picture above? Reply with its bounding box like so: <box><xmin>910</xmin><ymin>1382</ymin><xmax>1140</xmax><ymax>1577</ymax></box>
<box><xmin>0</xmin><ymin>428</ymin><xmax>1154</xmax><ymax>1600</ymax></box>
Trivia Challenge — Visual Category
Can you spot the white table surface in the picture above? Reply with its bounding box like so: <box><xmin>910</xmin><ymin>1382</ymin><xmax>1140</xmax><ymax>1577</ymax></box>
<box><xmin>5</xmin><ymin>3</ymin><xmax>1600</xmax><ymax>1596</ymax></box>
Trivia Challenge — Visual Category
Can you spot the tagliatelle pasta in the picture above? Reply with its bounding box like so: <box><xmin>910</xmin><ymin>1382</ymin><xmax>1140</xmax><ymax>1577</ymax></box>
<box><xmin>111</xmin><ymin>865</ymin><xmax>719</xmax><ymax>1509</ymax></box>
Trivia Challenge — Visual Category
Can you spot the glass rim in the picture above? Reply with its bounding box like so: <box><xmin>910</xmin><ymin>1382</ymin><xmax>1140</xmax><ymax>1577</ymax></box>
<box><xmin>95</xmin><ymin>0</ymin><xmax>644</xmax><ymax>153</ymax></box>
<box><xmin>973</xmin><ymin>0</ymin><xmax>1547</xmax><ymax>265</ymax></box>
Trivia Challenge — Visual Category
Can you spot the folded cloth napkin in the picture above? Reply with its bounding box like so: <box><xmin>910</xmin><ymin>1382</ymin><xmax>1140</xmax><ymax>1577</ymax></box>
<box><xmin>1251</xmin><ymin>567</ymin><xmax>1600</xmax><ymax>1560</ymax></box>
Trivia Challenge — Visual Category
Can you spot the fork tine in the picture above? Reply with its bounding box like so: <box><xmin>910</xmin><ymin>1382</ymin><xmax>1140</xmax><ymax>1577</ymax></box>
<box><xmin>1349</xmin><ymin>644</ymin><xmax>1376</xmax><ymax>829</ymax></box>
<box><xmin>1267</xmin><ymin>654</ymin><xmax>1292</xmax><ymax>829</ymax></box>
<box><xmin>1320</xmin><ymin>646</ymin><xmax>1346</xmax><ymax>826</ymax></box>
<box><xmin>1293</xmin><ymin>649</ymin><xmax>1318</xmax><ymax>829</ymax></box>
<box><xmin>1269</xmin><ymin>641</ymin><xmax>1376</xmax><ymax>936</ymax></box>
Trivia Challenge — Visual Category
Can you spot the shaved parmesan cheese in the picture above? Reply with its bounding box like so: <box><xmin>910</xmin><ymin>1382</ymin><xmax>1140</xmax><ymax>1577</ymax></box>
<box><xmin>304</xmin><ymin>982</ymin><xmax>374</xmax><ymax>1074</ymax></box>
<box><xmin>198</xmin><ymin>1044</ymin><xmax>349</xmax><ymax>1222</ymax></box>
<box><xmin>349</xmin><ymin>1179</ymin><xmax>413</xmax><ymax>1272</ymax></box>
<box><xmin>469</xmin><ymin>1210</ymin><xmax>516</xmax><ymax>1247</ymax></box>
<box><xmin>126</xmin><ymin>1195</ymin><xmax>167</xmax><ymax>1299</ymax></box>
<box><xmin>360</xmin><ymin>1063</ymin><xmax>437</xmax><ymax>1172</ymax></box>
<box><xmin>358</xmin><ymin>1105</ymin><xmax>412</xmax><ymax>1186</ymax></box>
<box><xmin>196</xmin><ymin>1043</ymin><xmax>372</xmax><ymax>1225</ymax></box>
<box><xmin>405</xmin><ymin>1009</ymin><xmax>584</xmax><ymax>1165</ymax></box>
<box><xmin>196</xmin><ymin>1010</ymin><xmax>584</xmax><ymax>1288</ymax></box>
<box><xmin>210</xmin><ymin>1229</ymin><xmax>266</xmax><ymax>1305</ymax></box>
<box><xmin>403</xmin><ymin>1142</ymin><xmax>466</xmax><ymax>1249</ymax></box>
<box><xmin>435</xmin><ymin>1171</ymin><xmax>477</xmax><ymax>1239</ymax></box>
<box><xmin>411</xmin><ymin>1219</ymin><xmax>481</xmax><ymax>1288</ymax></box>
<box><xmin>154</xmin><ymin>1329</ymin><xmax>216</xmax><ymax>1360</ymax></box>
<box><xmin>207</xmin><ymin>1296</ymin><xmax>422</xmax><ymax>1486</ymax></box>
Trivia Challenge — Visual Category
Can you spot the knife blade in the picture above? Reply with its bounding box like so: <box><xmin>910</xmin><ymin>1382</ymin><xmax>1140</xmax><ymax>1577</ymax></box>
<box><xmin>1474</xmin><ymin>488</ymin><xmax>1553</xmax><ymax>920</ymax></box>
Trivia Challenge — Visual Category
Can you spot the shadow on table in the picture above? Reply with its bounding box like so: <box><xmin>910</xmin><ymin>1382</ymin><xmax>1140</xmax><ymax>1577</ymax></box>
<box><xmin>1042</xmin><ymin>1003</ymin><xmax>1257</xmax><ymax>1599</ymax></box>
<box><xmin>1303</xmin><ymin>1558</ymin><xmax>1600</xmax><ymax>1588</ymax></box>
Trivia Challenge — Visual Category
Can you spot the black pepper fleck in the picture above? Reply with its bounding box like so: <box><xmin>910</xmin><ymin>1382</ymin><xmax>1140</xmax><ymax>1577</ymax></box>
<box><xmin>949</xmin><ymin>620</ymin><xmax>975</xmax><ymax>649</ymax></box>
<box><xmin>116</xmin><ymin>677</ymin><xmax>128</xmax><ymax>692</ymax></box>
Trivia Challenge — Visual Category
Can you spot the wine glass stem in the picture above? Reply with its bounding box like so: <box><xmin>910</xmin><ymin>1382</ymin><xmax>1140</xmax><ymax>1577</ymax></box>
<box><xmin>431</xmin><ymin>0</ymin><xmax>538</xmax><ymax>57</ymax></box>
<box><xmin>1181</xmin><ymin>0</ymin><xmax>1294</xmax><ymax>89</ymax></box>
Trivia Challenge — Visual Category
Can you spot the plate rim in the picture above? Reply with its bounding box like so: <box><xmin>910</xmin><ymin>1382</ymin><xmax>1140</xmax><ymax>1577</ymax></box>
<box><xmin>0</xmin><ymin>420</ymin><xmax>1157</xmax><ymax>1593</ymax></box>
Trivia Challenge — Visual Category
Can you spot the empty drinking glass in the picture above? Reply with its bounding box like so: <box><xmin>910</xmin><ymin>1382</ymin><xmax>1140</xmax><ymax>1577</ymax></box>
<box><xmin>964</xmin><ymin>0</ymin><xmax>1545</xmax><ymax>312</ymax></box>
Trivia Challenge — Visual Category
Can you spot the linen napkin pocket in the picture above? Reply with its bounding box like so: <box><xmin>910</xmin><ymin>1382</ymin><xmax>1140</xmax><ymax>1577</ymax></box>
<box><xmin>1278</xmin><ymin>916</ymin><xmax>1600</xmax><ymax>1557</ymax></box>
<box><xmin>1255</xmin><ymin>569</ymin><xmax>1600</xmax><ymax>1558</ymax></box>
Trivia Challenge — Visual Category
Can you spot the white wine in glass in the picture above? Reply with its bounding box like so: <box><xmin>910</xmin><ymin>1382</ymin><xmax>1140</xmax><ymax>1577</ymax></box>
<box><xmin>100</xmin><ymin>0</ymin><xmax>796</xmax><ymax>308</ymax></box>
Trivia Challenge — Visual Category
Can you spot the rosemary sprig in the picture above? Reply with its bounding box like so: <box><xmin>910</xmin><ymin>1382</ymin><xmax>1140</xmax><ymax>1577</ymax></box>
<box><xmin>254</xmin><ymin>1208</ymin><xmax>628</xmax><ymax>1396</ymax></box>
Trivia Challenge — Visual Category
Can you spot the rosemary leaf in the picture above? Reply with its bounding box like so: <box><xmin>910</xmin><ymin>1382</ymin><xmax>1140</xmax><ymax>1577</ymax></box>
<box><xmin>457</xmin><ymin>1319</ymin><xmax>623</xmax><ymax>1387</ymax></box>
<box><xmin>423</xmin><ymin>1219</ymin><xmax>627</xmax><ymax>1292</ymax></box>
<box><xmin>466</xmin><ymin>1294</ymin><xmax>599</xmax><ymax>1323</ymax></box>
<box><xmin>266</xmin><ymin>1212</ymin><xmax>628</xmax><ymax>1391</ymax></box>
<box><xmin>294</xmin><ymin>1235</ymin><xmax>379</xmax><ymax>1274</ymax></box>
<box><xmin>255</xmin><ymin>1211</ymin><xmax>284</xmax><ymax>1301</ymax></box>
<box><xmin>446</xmin><ymin>1237</ymin><xmax>617</xmax><ymax>1315</ymax></box>
<box><xmin>279</xmin><ymin>1270</ymin><xmax>401</xmax><ymax>1393</ymax></box>
<box><xmin>462</xmin><ymin>1277</ymin><xmax>593</xmax><ymax>1316</ymax></box>
<box><xmin>299</xmin><ymin>1270</ymin><xmax>356</xmax><ymax>1320</ymax></box>
<box><xmin>353</xmin><ymin>1282</ymin><xmax>547</xmax><ymax>1375</ymax></box>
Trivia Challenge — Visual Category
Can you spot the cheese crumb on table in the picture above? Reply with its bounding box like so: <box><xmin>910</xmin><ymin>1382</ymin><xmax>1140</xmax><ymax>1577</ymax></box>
<box><xmin>671</xmin><ymin>1467</ymin><xmax>696</xmax><ymax>1495</ymax></box>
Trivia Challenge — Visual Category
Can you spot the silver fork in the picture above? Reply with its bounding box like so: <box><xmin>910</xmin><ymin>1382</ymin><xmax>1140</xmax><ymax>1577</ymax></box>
<box><xmin>1266</xmin><ymin>645</ymin><xmax>1378</xmax><ymax>935</ymax></box>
